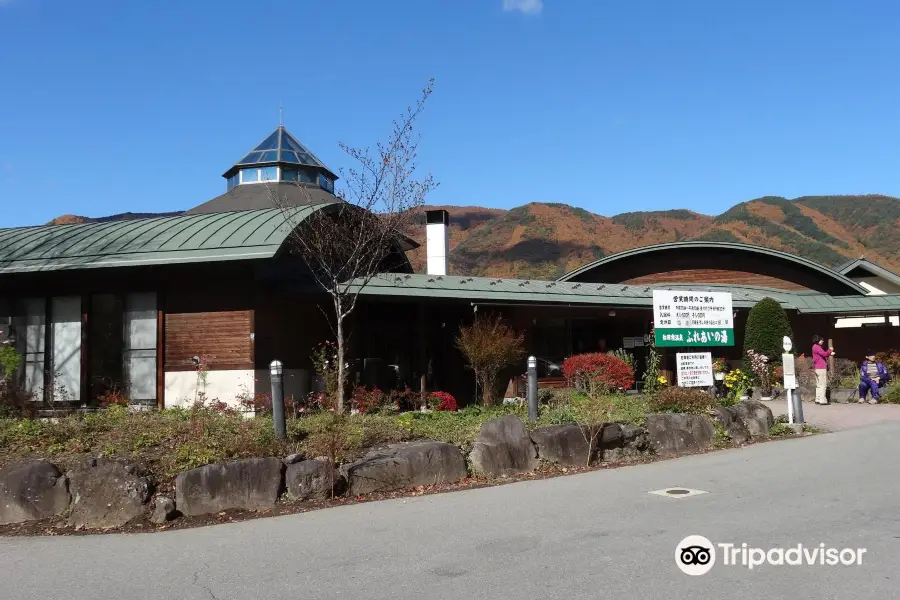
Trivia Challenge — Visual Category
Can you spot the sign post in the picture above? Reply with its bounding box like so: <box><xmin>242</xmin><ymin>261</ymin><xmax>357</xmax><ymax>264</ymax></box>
<box><xmin>653</xmin><ymin>290</ymin><xmax>734</xmax><ymax>347</ymax></box>
<box><xmin>676</xmin><ymin>352</ymin><xmax>714</xmax><ymax>388</ymax></box>
<box><xmin>782</xmin><ymin>336</ymin><xmax>803</xmax><ymax>426</ymax></box>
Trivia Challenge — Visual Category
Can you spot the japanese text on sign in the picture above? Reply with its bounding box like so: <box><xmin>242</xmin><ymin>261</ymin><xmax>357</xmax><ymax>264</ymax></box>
<box><xmin>676</xmin><ymin>352</ymin><xmax>714</xmax><ymax>388</ymax></box>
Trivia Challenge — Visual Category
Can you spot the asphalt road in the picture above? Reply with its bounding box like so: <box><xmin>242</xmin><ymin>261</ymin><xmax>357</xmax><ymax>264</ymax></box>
<box><xmin>3</xmin><ymin>423</ymin><xmax>899</xmax><ymax>600</ymax></box>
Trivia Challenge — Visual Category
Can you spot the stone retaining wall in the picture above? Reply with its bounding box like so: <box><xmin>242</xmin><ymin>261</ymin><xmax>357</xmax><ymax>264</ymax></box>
<box><xmin>0</xmin><ymin>401</ymin><xmax>775</xmax><ymax>529</ymax></box>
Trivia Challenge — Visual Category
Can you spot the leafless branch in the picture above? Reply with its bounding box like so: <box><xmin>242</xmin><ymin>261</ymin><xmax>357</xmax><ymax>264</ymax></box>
<box><xmin>270</xmin><ymin>79</ymin><xmax>437</xmax><ymax>411</ymax></box>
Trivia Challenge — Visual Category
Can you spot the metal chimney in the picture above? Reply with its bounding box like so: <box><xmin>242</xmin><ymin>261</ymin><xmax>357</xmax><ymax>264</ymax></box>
<box><xmin>425</xmin><ymin>209</ymin><xmax>450</xmax><ymax>276</ymax></box>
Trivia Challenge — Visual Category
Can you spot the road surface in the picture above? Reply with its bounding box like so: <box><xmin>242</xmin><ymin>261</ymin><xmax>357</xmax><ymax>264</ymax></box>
<box><xmin>3</xmin><ymin>422</ymin><xmax>899</xmax><ymax>600</ymax></box>
<box><xmin>762</xmin><ymin>399</ymin><xmax>900</xmax><ymax>431</ymax></box>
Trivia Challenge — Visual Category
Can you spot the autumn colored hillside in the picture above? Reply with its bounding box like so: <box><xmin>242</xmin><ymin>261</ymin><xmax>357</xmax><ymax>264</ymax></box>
<box><xmin>50</xmin><ymin>195</ymin><xmax>900</xmax><ymax>279</ymax></box>
<box><xmin>405</xmin><ymin>195</ymin><xmax>900</xmax><ymax>278</ymax></box>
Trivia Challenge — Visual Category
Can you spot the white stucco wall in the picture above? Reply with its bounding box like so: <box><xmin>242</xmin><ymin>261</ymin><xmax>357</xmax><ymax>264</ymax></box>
<box><xmin>856</xmin><ymin>277</ymin><xmax>900</xmax><ymax>296</ymax></box>
<box><xmin>164</xmin><ymin>369</ymin><xmax>255</xmax><ymax>409</ymax></box>
<box><xmin>835</xmin><ymin>315</ymin><xmax>900</xmax><ymax>329</ymax></box>
<box><xmin>835</xmin><ymin>272</ymin><xmax>900</xmax><ymax>329</ymax></box>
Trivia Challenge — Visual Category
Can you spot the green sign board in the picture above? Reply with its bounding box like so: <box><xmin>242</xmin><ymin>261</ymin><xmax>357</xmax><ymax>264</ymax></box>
<box><xmin>653</xmin><ymin>290</ymin><xmax>734</xmax><ymax>347</ymax></box>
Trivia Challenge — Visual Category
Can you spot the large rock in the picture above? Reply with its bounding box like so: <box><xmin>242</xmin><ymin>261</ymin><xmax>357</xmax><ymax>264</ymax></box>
<box><xmin>711</xmin><ymin>406</ymin><xmax>751</xmax><ymax>445</ymax></box>
<box><xmin>469</xmin><ymin>415</ymin><xmax>539</xmax><ymax>477</ymax></box>
<box><xmin>645</xmin><ymin>414</ymin><xmax>716</xmax><ymax>456</ymax></box>
<box><xmin>0</xmin><ymin>459</ymin><xmax>70</xmax><ymax>525</ymax></box>
<box><xmin>175</xmin><ymin>458</ymin><xmax>283</xmax><ymax>516</ymax></box>
<box><xmin>150</xmin><ymin>496</ymin><xmax>176</xmax><ymax>524</ymax></box>
<box><xmin>531</xmin><ymin>424</ymin><xmax>593</xmax><ymax>466</ymax></box>
<box><xmin>600</xmin><ymin>424</ymin><xmax>651</xmax><ymax>461</ymax></box>
<box><xmin>286</xmin><ymin>459</ymin><xmax>346</xmax><ymax>500</ymax></box>
<box><xmin>731</xmin><ymin>401</ymin><xmax>774</xmax><ymax>438</ymax></box>
<box><xmin>67</xmin><ymin>458</ymin><xmax>151</xmax><ymax>529</ymax></box>
<box><xmin>344</xmin><ymin>441</ymin><xmax>467</xmax><ymax>496</ymax></box>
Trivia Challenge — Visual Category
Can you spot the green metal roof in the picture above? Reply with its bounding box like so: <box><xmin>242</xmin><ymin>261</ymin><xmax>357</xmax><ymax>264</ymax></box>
<box><xmin>556</xmin><ymin>241</ymin><xmax>867</xmax><ymax>295</ymax></box>
<box><xmin>356</xmin><ymin>273</ymin><xmax>900</xmax><ymax>314</ymax></box>
<box><xmin>0</xmin><ymin>205</ymin><xmax>331</xmax><ymax>273</ymax></box>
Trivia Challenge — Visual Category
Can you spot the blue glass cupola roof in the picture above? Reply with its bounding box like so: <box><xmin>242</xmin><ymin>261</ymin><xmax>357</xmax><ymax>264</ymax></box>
<box><xmin>223</xmin><ymin>126</ymin><xmax>338</xmax><ymax>194</ymax></box>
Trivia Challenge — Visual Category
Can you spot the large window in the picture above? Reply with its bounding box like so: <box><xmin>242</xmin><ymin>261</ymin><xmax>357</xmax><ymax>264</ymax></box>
<box><xmin>5</xmin><ymin>293</ymin><xmax>157</xmax><ymax>405</ymax></box>
<box><xmin>260</xmin><ymin>166</ymin><xmax>278</xmax><ymax>182</ymax></box>
<box><xmin>318</xmin><ymin>174</ymin><xmax>334</xmax><ymax>193</ymax></box>
<box><xmin>50</xmin><ymin>297</ymin><xmax>82</xmax><ymax>402</ymax></box>
<box><xmin>123</xmin><ymin>293</ymin><xmax>157</xmax><ymax>403</ymax></box>
<box><xmin>240</xmin><ymin>168</ymin><xmax>259</xmax><ymax>183</ymax></box>
<box><xmin>12</xmin><ymin>298</ymin><xmax>46</xmax><ymax>401</ymax></box>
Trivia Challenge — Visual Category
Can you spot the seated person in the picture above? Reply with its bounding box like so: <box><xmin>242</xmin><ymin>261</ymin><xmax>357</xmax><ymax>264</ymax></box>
<box><xmin>859</xmin><ymin>350</ymin><xmax>890</xmax><ymax>404</ymax></box>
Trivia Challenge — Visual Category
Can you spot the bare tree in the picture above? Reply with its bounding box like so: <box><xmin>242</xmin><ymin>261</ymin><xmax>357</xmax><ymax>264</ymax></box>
<box><xmin>456</xmin><ymin>314</ymin><xmax>525</xmax><ymax>406</ymax></box>
<box><xmin>272</xmin><ymin>80</ymin><xmax>437</xmax><ymax>412</ymax></box>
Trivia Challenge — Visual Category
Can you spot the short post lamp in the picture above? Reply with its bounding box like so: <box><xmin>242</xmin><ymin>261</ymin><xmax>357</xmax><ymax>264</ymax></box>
<box><xmin>270</xmin><ymin>360</ymin><xmax>286</xmax><ymax>439</ymax></box>
<box><xmin>527</xmin><ymin>356</ymin><xmax>538</xmax><ymax>422</ymax></box>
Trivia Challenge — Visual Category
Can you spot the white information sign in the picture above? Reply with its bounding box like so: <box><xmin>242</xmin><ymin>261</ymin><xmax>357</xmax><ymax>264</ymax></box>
<box><xmin>782</xmin><ymin>353</ymin><xmax>797</xmax><ymax>390</ymax></box>
<box><xmin>653</xmin><ymin>290</ymin><xmax>735</xmax><ymax>347</ymax></box>
<box><xmin>676</xmin><ymin>352</ymin><xmax>714</xmax><ymax>388</ymax></box>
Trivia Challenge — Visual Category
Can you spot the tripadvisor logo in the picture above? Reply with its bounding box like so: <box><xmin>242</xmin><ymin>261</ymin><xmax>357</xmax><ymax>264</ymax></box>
<box><xmin>675</xmin><ymin>536</ymin><xmax>867</xmax><ymax>575</ymax></box>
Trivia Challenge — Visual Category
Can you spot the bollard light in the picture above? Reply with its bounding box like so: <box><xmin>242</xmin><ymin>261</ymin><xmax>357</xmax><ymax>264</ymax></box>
<box><xmin>269</xmin><ymin>359</ymin><xmax>286</xmax><ymax>439</ymax></box>
<box><xmin>526</xmin><ymin>356</ymin><xmax>538</xmax><ymax>422</ymax></box>
<box><xmin>782</xmin><ymin>336</ymin><xmax>792</xmax><ymax>353</ymax></box>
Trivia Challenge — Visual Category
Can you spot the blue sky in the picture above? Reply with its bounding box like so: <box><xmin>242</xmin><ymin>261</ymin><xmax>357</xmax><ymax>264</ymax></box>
<box><xmin>1</xmin><ymin>0</ymin><xmax>898</xmax><ymax>227</ymax></box>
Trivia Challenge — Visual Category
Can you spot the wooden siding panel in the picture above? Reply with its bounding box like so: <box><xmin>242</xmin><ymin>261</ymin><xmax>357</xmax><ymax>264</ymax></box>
<box><xmin>621</xmin><ymin>269</ymin><xmax>810</xmax><ymax>292</ymax></box>
<box><xmin>165</xmin><ymin>310</ymin><xmax>253</xmax><ymax>370</ymax></box>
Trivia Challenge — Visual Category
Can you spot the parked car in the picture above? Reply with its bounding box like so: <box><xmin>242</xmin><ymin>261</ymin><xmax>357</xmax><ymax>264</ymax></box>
<box><xmin>535</xmin><ymin>357</ymin><xmax>563</xmax><ymax>378</ymax></box>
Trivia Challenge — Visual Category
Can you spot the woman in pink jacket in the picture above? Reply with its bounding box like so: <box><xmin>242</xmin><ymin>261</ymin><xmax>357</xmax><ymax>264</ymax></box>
<box><xmin>812</xmin><ymin>335</ymin><xmax>835</xmax><ymax>405</ymax></box>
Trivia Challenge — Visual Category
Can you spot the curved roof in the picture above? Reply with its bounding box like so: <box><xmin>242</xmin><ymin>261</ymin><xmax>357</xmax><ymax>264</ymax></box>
<box><xmin>557</xmin><ymin>241</ymin><xmax>867</xmax><ymax>295</ymax></box>
<box><xmin>0</xmin><ymin>205</ymin><xmax>331</xmax><ymax>273</ymax></box>
<box><xmin>354</xmin><ymin>273</ymin><xmax>900</xmax><ymax>314</ymax></box>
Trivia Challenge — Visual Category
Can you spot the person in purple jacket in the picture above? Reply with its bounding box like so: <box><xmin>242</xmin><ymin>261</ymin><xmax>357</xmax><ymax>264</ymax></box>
<box><xmin>859</xmin><ymin>350</ymin><xmax>890</xmax><ymax>404</ymax></box>
<box><xmin>812</xmin><ymin>335</ymin><xmax>834</xmax><ymax>405</ymax></box>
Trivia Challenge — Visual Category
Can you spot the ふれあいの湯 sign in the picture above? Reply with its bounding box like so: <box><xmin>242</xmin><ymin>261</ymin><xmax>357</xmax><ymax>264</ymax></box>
<box><xmin>653</xmin><ymin>290</ymin><xmax>734</xmax><ymax>347</ymax></box>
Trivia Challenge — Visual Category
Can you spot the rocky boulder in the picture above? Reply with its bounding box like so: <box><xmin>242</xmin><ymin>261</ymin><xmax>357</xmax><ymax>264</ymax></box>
<box><xmin>711</xmin><ymin>406</ymin><xmax>751</xmax><ymax>445</ymax></box>
<box><xmin>731</xmin><ymin>400</ymin><xmax>774</xmax><ymax>438</ymax></box>
<box><xmin>645</xmin><ymin>414</ymin><xmax>716</xmax><ymax>456</ymax></box>
<box><xmin>175</xmin><ymin>458</ymin><xmax>283</xmax><ymax>517</ymax></box>
<box><xmin>286</xmin><ymin>459</ymin><xmax>346</xmax><ymax>500</ymax></box>
<box><xmin>531</xmin><ymin>424</ymin><xmax>592</xmax><ymax>466</ymax></box>
<box><xmin>469</xmin><ymin>415</ymin><xmax>539</xmax><ymax>477</ymax></box>
<box><xmin>344</xmin><ymin>441</ymin><xmax>467</xmax><ymax>496</ymax></box>
<box><xmin>150</xmin><ymin>496</ymin><xmax>176</xmax><ymax>524</ymax></box>
<box><xmin>67</xmin><ymin>458</ymin><xmax>152</xmax><ymax>529</ymax></box>
<box><xmin>0</xmin><ymin>459</ymin><xmax>70</xmax><ymax>525</ymax></box>
<box><xmin>600</xmin><ymin>424</ymin><xmax>651</xmax><ymax>461</ymax></box>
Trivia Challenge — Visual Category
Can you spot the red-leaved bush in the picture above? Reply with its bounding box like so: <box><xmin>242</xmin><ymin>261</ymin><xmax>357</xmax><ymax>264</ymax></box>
<box><xmin>350</xmin><ymin>387</ymin><xmax>387</xmax><ymax>414</ymax></box>
<box><xmin>562</xmin><ymin>353</ymin><xmax>635</xmax><ymax>395</ymax></box>
<box><xmin>428</xmin><ymin>391</ymin><xmax>458</xmax><ymax>411</ymax></box>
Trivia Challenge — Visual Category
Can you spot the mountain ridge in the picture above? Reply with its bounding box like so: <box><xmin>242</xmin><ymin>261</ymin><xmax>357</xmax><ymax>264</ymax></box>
<box><xmin>45</xmin><ymin>194</ymin><xmax>900</xmax><ymax>279</ymax></box>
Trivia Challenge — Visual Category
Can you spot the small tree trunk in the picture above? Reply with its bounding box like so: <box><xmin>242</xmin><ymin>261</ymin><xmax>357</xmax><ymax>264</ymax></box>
<box><xmin>335</xmin><ymin>300</ymin><xmax>346</xmax><ymax>414</ymax></box>
<box><xmin>482</xmin><ymin>373</ymin><xmax>496</xmax><ymax>407</ymax></box>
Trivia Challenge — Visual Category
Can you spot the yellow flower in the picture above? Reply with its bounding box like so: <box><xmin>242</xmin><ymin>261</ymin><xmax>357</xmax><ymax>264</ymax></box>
<box><xmin>658</xmin><ymin>376</ymin><xmax>668</xmax><ymax>384</ymax></box>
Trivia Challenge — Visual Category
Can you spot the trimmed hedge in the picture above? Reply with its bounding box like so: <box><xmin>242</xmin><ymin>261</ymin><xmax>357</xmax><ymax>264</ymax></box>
<box><xmin>743</xmin><ymin>297</ymin><xmax>793</xmax><ymax>366</ymax></box>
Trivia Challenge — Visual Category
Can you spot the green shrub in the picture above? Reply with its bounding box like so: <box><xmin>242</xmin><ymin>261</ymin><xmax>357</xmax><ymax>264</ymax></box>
<box><xmin>607</xmin><ymin>394</ymin><xmax>649</xmax><ymax>425</ymax></box>
<box><xmin>647</xmin><ymin>387</ymin><xmax>716</xmax><ymax>414</ymax></box>
<box><xmin>769</xmin><ymin>422</ymin><xmax>796</xmax><ymax>437</ymax></box>
<box><xmin>542</xmin><ymin>405</ymin><xmax>577</xmax><ymax>424</ymax></box>
<box><xmin>880</xmin><ymin>385</ymin><xmax>900</xmax><ymax>404</ymax></box>
<box><xmin>743</xmin><ymin>297</ymin><xmax>793</xmax><ymax>367</ymax></box>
